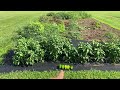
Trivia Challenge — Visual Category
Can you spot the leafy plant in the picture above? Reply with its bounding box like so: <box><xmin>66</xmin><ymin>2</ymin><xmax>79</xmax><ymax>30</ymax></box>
<box><xmin>79</xmin><ymin>11</ymin><xmax>92</xmax><ymax>19</ymax></box>
<box><xmin>90</xmin><ymin>41</ymin><xmax>105</xmax><ymax>63</ymax></box>
<box><xmin>44</xmin><ymin>35</ymin><xmax>65</xmax><ymax>62</ymax></box>
<box><xmin>13</xmin><ymin>37</ymin><xmax>44</xmax><ymax>66</ymax></box>
<box><xmin>53</xmin><ymin>12</ymin><xmax>73</xmax><ymax>20</ymax></box>
<box><xmin>77</xmin><ymin>42</ymin><xmax>92</xmax><ymax>64</ymax></box>
<box><xmin>57</xmin><ymin>22</ymin><xmax>65</xmax><ymax>32</ymax></box>
<box><xmin>59</xmin><ymin>39</ymin><xmax>78</xmax><ymax>63</ymax></box>
<box><xmin>46</xmin><ymin>12</ymin><xmax>55</xmax><ymax>16</ymax></box>
<box><xmin>66</xmin><ymin>20</ymin><xmax>80</xmax><ymax>31</ymax></box>
<box><xmin>95</xmin><ymin>21</ymin><xmax>101</xmax><ymax>28</ymax></box>
<box><xmin>104</xmin><ymin>32</ymin><xmax>119</xmax><ymax>43</ymax></box>
<box><xmin>103</xmin><ymin>42</ymin><xmax>120</xmax><ymax>63</ymax></box>
<box><xmin>39</xmin><ymin>16</ymin><xmax>51</xmax><ymax>23</ymax></box>
<box><xmin>17</xmin><ymin>22</ymin><xmax>44</xmax><ymax>39</ymax></box>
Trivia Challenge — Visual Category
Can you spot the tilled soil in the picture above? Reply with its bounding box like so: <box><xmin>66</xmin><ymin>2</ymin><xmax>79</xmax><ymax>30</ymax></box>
<box><xmin>78</xmin><ymin>18</ymin><xmax>120</xmax><ymax>42</ymax></box>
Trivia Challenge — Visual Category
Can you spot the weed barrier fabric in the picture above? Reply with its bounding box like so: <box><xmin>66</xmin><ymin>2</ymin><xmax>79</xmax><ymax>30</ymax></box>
<box><xmin>1</xmin><ymin>62</ymin><xmax>120</xmax><ymax>73</ymax></box>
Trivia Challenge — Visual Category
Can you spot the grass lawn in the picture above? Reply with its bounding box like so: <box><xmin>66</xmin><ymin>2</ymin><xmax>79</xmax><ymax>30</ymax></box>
<box><xmin>87</xmin><ymin>11</ymin><xmax>120</xmax><ymax>30</ymax></box>
<box><xmin>0</xmin><ymin>70</ymin><xmax>120</xmax><ymax>79</ymax></box>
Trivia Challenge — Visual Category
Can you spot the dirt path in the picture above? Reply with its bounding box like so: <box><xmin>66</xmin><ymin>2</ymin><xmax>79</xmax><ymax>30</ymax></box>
<box><xmin>51</xmin><ymin>70</ymin><xmax>64</xmax><ymax>79</ymax></box>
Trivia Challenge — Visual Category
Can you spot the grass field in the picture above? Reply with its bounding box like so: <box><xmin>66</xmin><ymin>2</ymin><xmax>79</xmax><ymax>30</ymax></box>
<box><xmin>0</xmin><ymin>70</ymin><xmax>120</xmax><ymax>79</ymax></box>
<box><xmin>87</xmin><ymin>11</ymin><xmax>120</xmax><ymax>30</ymax></box>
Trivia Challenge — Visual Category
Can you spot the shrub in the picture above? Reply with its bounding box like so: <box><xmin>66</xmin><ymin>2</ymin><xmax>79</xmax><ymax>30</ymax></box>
<box><xmin>53</xmin><ymin>12</ymin><xmax>73</xmax><ymax>20</ymax></box>
<box><xmin>13</xmin><ymin>37</ymin><xmax>44</xmax><ymax>66</ymax></box>
<box><xmin>18</xmin><ymin>22</ymin><xmax>44</xmax><ymax>39</ymax></box>
<box><xmin>39</xmin><ymin>16</ymin><xmax>51</xmax><ymax>23</ymax></box>
<box><xmin>44</xmin><ymin>35</ymin><xmax>65</xmax><ymax>62</ymax></box>
<box><xmin>66</xmin><ymin>31</ymin><xmax>80</xmax><ymax>40</ymax></box>
<box><xmin>58</xmin><ymin>39</ymin><xmax>78</xmax><ymax>63</ymax></box>
<box><xmin>104</xmin><ymin>32</ymin><xmax>119</xmax><ymax>43</ymax></box>
<box><xmin>57</xmin><ymin>22</ymin><xmax>65</xmax><ymax>32</ymax></box>
<box><xmin>79</xmin><ymin>11</ymin><xmax>92</xmax><ymax>19</ymax></box>
<box><xmin>90</xmin><ymin>41</ymin><xmax>105</xmax><ymax>63</ymax></box>
<box><xmin>46</xmin><ymin>12</ymin><xmax>56</xmax><ymax>16</ymax></box>
<box><xmin>77</xmin><ymin>42</ymin><xmax>92</xmax><ymax>64</ymax></box>
<box><xmin>65</xmin><ymin>20</ymin><xmax>81</xmax><ymax>31</ymax></box>
<box><xmin>103</xmin><ymin>42</ymin><xmax>120</xmax><ymax>63</ymax></box>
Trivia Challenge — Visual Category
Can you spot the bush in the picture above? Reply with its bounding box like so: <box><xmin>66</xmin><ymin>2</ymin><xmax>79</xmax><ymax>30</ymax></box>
<box><xmin>79</xmin><ymin>11</ymin><xmax>92</xmax><ymax>19</ymax></box>
<box><xmin>65</xmin><ymin>20</ymin><xmax>82</xmax><ymax>31</ymax></box>
<box><xmin>39</xmin><ymin>16</ymin><xmax>51</xmax><ymax>23</ymax></box>
<box><xmin>66</xmin><ymin>31</ymin><xmax>80</xmax><ymax>40</ymax></box>
<box><xmin>17</xmin><ymin>22</ymin><xmax>44</xmax><ymax>39</ymax></box>
<box><xmin>103</xmin><ymin>42</ymin><xmax>120</xmax><ymax>63</ymax></box>
<box><xmin>13</xmin><ymin>37</ymin><xmax>44</xmax><ymax>66</ymax></box>
<box><xmin>64</xmin><ymin>20</ymin><xmax>82</xmax><ymax>40</ymax></box>
<box><xmin>77</xmin><ymin>41</ymin><xmax>105</xmax><ymax>64</ymax></box>
<box><xmin>90</xmin><ymin>41</ymin><xmax>105</xmax><ymax>63</ymax></box>
<box><xmin>104</xmin><ymin>32</ymin><xmax>119</xmax><ymax>43</ymax></box>
<box><xmin>52</xmin><ymin>12</ymin><xmax>91</xmax><ymax>20</ymax></box>
<box><xmin>44</xmin><ymin>35</ymin><xmax>68</xmax><ymax>62</ymax></box>
<box><xmin>52</xmin><ymin>12</ymin><xmax>73</xmax><ymax>20</ymax></box>
<box><xmin>77</xmin><ymin>42</ymin><xmax>92</xmax><ymax>64</ymax></box>
<box><xmin>46</xmin><ymin>12</ymin><xmax>56</xmax><ymax>16</ymax></box>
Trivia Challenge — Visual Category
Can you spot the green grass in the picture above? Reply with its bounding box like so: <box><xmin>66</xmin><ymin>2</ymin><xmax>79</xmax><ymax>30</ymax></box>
<box><xmin>0</xmin><ymin>70</ymin><xmax>59</xmax><ymax>79</ymax></box>
<box><xmin>0</xmin><ymin>11</ymin><xmax>50</xmax><ymax>64</ymax></box>
<box><xmin>87</xmin><ymin>11</ymin><xmax>120</xmax><ymax>30</ymax></box>
<box><xmin>0</xmin><ymin>70</ymin><xmax>120</xmax><ymax>79</ymax></box>
<box><xmin>64</xmin><ymin>70</ymin><xmax>120</xmax><ymax>79</ymax></box>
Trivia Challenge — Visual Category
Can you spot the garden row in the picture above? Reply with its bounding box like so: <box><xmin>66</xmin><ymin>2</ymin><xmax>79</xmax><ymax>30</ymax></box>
<box><xmin>12</xmin><ymin>12</ymin><xmax>120</xmax><ymax>66</ymax></box>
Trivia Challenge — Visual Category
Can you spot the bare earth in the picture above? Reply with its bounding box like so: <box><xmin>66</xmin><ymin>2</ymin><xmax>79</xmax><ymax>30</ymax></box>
<box><xmin>51</xmin><ymin>70</ymin><xmax>64</xmax><ymax>79</ymax></box>
<box><xmin>78</xmin><ymin>18</ymin><xmax>120</xmax><ymax>42</ymax></box>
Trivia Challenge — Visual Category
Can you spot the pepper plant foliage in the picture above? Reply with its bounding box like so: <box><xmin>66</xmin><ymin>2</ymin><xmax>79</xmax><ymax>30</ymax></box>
<box><xmin>103</xmin><ymin>42</ymin><xmax>120</xmax><ymax>63</ymax></box>
<box><xmin>13</xmin><ymin>37</ymin><xmax>44</xmax><ymax>66</ymax></box>
<box><xmin>90</xmin><ymin>41</ymin><xmax>105</xmax><ymax>63</ymax></box>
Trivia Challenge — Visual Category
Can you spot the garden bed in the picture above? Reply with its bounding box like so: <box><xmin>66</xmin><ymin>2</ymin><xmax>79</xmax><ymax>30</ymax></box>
<box><xmin>1</xmin><ymin>12</ymin><xmax>120</xmax><ymax>73</ymax></box>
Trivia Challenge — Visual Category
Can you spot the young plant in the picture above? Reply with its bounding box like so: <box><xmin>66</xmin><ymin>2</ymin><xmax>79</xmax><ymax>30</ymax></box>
<box><xmin>13</xmin><ymin>37</ymin><xmax>44</xmax><ymax>66</ymax></box>
<box><xmin>90</xmin><ymin>41</ymin><xmax>105</xmax><ymax>63</ymax></box>
<box><xmin>77</xmin><ymin>42</ymin><xmax>92</xmax><ymax>64</ymax></box>
<box><xmin>103</xmin><ymin>42</ymin><xmax>120</xmax><ymax>63</ymax></box>
<box><xmin>17</xmin><ymin>22</ymin><xmax>44</xmax><ymax>39</ymax></box>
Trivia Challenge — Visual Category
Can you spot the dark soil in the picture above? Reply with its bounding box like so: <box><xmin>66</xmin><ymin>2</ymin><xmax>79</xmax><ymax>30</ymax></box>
<box><xmin>0</xmin><ymin>62</ymin><xmax>120</xmax><ymax>73</ymax></box>
<box><xmin>78</xmin><ymin>18</ymin><xmax>120</xmax><ymax>42</ymax></box>
<box><xmin>1</xmin><ymin>50</ymin><xmax>120</xmax><ymax>73</ymax></box>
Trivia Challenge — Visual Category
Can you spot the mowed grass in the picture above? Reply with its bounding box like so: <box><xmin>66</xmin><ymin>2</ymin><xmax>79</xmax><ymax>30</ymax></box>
<box><xmin>0</xmin><ymin>70</ymin><xmax>59</xmax><ymax>79</ymax></box>
<box><xmin>64</xmin><ymin>70</ymin><xmax>120</xmax><ymax>79</ymax></box>
<box><xmin>87</xmin><ymin>11</ymin><xmax>120</xmax><ymax>30</ymax></box>
<box><xmin>0</xmin><ymin>70</ymin><xmax>120</xmax><ymax>79</ymax></box>
<box><xmin>0</xmin><ymin>11</ymin><xmax>50</xmax><ymax>64</ymax></box>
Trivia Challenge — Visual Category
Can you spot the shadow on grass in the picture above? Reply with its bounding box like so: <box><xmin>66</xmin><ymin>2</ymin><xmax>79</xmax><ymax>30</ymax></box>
<box><xmin>2</xmin><ymin>50</ymin><xmax>14</xmax><ymax>66</ymax></box>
